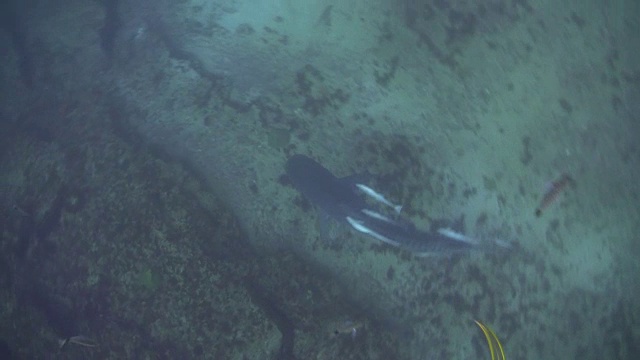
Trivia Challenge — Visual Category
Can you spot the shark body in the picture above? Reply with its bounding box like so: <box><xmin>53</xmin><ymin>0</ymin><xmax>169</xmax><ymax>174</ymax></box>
<box><xmin>285</xmin><ymin>154</ymin><xmax>368</xmax><ymax>224</ymax></box>
<box><xmin>285</xmin><ymin>154</ymin><xmax>476</xmax><ymax>255</ymax></box>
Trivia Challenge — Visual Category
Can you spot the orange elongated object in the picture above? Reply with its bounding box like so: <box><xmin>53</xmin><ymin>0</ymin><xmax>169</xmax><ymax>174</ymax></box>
<box><xmin>535</xmin><ymin>173</ymin><xmax>573</xmax><ymax>217</ymax></box>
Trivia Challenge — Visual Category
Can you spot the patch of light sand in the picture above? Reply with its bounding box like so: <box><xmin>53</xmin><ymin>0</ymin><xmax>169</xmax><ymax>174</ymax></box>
<box><xmin>560</xmin><ymin>228</ymin><xmax>615</xmax><ymax>293</ymax></box>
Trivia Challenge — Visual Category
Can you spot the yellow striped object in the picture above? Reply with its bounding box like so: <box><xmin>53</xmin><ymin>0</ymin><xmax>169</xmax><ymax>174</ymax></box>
<box><xmin>474</xmin><ymin>320</ymin><xmax>506</xmax><ymax>360</ymax></box>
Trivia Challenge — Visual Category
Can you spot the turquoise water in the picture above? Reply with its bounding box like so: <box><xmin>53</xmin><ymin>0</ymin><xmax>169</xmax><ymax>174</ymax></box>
<box><xmin>0</xmin><ymin>0</ymin><xmax>638</xmax><ymax>358</ymax></box>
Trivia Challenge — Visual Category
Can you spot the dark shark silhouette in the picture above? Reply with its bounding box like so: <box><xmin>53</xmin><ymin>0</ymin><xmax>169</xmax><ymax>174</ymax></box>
<box><xmin>285</xmin><ymin>154</ymin><xmax>476</xmax><ymax>255</ymax></box>
<box><xmin>1</xmin><ymin>0</ymin><xmax>34</xmax><ymax>87</ymax></box>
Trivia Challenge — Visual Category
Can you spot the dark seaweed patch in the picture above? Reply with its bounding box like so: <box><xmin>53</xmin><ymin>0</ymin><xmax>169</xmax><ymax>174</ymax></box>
<box><xmin>243</xmin><ymin>279</ymin><xmax>295</xmax><ymax>359</ymax></box>
<box><xmin>475</xmin><ymin>212</ymin><xmax>488</xmax><ymax>227</ymax></box>
<box><xmin>611</xmin><ymin>95</ymin><xmax>623</xmax><ymax>113</ymax></box>
<box><xmin>294</xmin><ymin>65</ymin><xmax>349</xmax><ymax>116</ymax></box>
<box><xmin>520</xmin><ymin>136</ymin><xmax>532</xmax><ymax>165</ymax></box>
<box><xmin>446</xmin><ymin>10</ymin><xmax>476</xmax><ymax>44</ymax></box>
<box><xmin>317</xmin><ymin>5</ymin><xmax>333</xmax><ymax>27</ymax></box>
<box><xmin>374</xmin><ymin>56</ymin><xmax>400</xmax><ymax>87</ymax></box>
<box><xmin>558</xmin><ymin>98</ymin><xmax>573</xmax><ymax>114</ymax></box>
<box><xmin>569</xmin><ymin>12</ymin><xmax>586</xmax><ymax>28</ymax></box>
<box><xmin>386</xmin><ymin>266</ymin><xmax>395</xmax><ymax>280</ymax></box>
<box><xmin>293</xmin><ymin>196</ymin><xmax>311</xmax><ymax>213</ymax></box>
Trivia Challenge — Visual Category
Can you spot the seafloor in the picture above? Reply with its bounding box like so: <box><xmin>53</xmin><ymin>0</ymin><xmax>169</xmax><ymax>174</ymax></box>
<box><xmin>0</xmin><ymin>0</ymin><xmax>638</xmax><ymax>359</ymax></box>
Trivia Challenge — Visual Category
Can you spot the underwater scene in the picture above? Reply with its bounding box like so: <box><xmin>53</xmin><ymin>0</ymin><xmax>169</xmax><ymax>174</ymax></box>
<box><xmin>1</xmin><ymin>0</ymin><xmax>639</xmax><ymax>359</ymax></box>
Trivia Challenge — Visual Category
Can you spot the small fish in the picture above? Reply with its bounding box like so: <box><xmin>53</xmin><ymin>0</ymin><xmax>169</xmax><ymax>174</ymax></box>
<box><xmin>58</xmin><ymin>335</ymin><xmax>98</xmax><ymax>350</ymax></box>
<box><xmin>437</xmin><ymin>228</ymin><xmax>478</xmax><ymax>245</ymax></box>
<box><xmin>361</xmin><ymin>208</ymin><xmax>394</xmax><ymax>223</ymax></box>
<box><xmin>346</xmin><ymin>216</ymin><xmax>400</xmax><ymax>246</ymax></box>
<box><xmin>332</xmin><ymin>321</ymin><xmax>363</xmax><ymax>340</ymax></box>
<box><xmin>355</xmin><ymin>184</ymin><xmax>402</xmax><ymax>214</ymax></box>
<box><xmin>362</xmin><ymin>209</ymin><xmax>416</xmax><ymax>232</ymax></box>
<box><xmin>535</xmin><ymin>173</ymin><xmax>574</xmax><ymax>217</ymax></box>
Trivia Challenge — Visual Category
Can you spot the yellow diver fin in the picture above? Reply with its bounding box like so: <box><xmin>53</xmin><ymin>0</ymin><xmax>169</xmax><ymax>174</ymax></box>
<box><xmin>474</xmin><ymin>320</ymin><xmax>506</xmax><ymax>360</ymax></box>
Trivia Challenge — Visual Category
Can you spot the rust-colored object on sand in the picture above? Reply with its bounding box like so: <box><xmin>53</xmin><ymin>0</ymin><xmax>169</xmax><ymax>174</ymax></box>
<box><xmin>535</xmin><ymin>173</ymin><xmax>574</xmax><ymax>217</ymax></box>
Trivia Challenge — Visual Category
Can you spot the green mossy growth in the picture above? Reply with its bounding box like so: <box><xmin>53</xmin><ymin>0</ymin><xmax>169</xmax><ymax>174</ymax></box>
<box><xmin>138</xmin><ymin>268</ymin><xmax>161</xmax><ymax>291</ymax></box>
<box><xmin>267</xmin><ymin>127</ymin><xmax>291</xmax><ymax>149</ymax></box>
